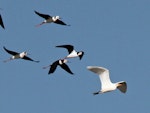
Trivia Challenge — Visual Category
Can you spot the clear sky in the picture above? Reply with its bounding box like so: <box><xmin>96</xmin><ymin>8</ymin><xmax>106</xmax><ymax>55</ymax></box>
<box><xmin>0</xmin><ymin>0</ymin><xmax>150</xmax><ymax>113</ymax></box>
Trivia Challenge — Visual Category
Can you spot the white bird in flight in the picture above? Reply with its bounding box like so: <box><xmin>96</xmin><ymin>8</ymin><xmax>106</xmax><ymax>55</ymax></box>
<box><xmin>87</xmin><ymin>66</ymin><xmax>127</xmax><ymax>95</ymax></box>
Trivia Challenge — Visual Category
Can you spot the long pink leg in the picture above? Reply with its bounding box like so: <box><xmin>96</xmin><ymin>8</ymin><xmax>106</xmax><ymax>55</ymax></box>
<box><xmin>35</xmin><ymin>22</ymin><xmax>45</xmax><ymax>27</ymax></box>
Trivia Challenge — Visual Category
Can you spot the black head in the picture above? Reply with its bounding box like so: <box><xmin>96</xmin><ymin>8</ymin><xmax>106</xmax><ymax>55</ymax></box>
<box><xmin>77</xmin><ymin>51</ymin><xmax>84</xmax><ymax>60</ymax></box>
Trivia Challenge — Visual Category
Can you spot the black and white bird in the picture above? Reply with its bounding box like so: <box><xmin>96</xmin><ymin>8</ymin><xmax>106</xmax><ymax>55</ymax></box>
<box><xmin>0</xmin><ymin>14</ymin><xmax>5</xmax><ymax>29</ymax></box>
<box><xmin>34</xmin><ymin>10</ymin><xmax>70</xmax><ymax>27</ymax></box>
<box><xmin>43</xmin><ymin>59</ymin><xmax>73</xmax><ymax>75</ymax></box>
<box><xmin>87</xmin><ymin>66</ymin><xmax>127</xmax><ymax>95</ymax></box>
<box><xmin>3</xmin><ymin>46</ymin><xmax>39</xmax><ymax>63</ymax></box>
<box><xmin>56</xmin><ymin>45</ymin><xmax>84</xmax><ymax>60</ymax></box>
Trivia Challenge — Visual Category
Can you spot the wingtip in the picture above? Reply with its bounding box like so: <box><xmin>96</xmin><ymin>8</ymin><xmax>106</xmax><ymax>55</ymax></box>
<box><xmin>35</xmin><ymin>61</ymin><xmax>40</xmax><ymax>63</ymax></box>
<box><xmin>70</xmin><ymin>72</ymin><xmax>74</xmax><ymax>75</ymax></box>
<box><xmin>3</xmin><ymin>46</ymin><xmax>6</xmax><ymax>50</ymax></box>
<box><xmin>93</xmin><ymin>92</ymin><xmax>99</xmax><ymax>95</ymax></box>
<box><xmin>34</xmin><ymin>10</ymin><xmax>37</xmax><ymax>13</ymax></box>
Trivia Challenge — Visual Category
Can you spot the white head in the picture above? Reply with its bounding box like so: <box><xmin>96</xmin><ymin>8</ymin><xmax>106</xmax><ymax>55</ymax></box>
<box><xmin>55</xmin><ymin>16</ymin><xmax>60</xmax><ymax>19</ymax></box>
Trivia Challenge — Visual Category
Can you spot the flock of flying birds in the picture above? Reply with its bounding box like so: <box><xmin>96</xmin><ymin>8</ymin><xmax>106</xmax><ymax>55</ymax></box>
<box><xmin>0</xmin><ymin>10</ymin><xmax>127</xmax><ymax>95</ymax></box>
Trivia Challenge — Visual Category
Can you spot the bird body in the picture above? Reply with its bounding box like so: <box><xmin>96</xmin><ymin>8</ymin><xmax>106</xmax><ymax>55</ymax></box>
<box><xmin>3</xmin><ymin>46</ymin><xmax>39</xmax><ymax>63</ymax></box>
<box><xmin>56</xmin><ymin>45</ymin><xmax>84</xmax><ymax>60</ymax></box>
<box><xmin>0</xmin><ymin>14</ymin><xmax>5</xmax><ymax>29</ymax></box>
<box><xmin>11</xmin><ymin>51</ymin><xmax>27</xmax><ymax>59</ymax></box>
<box><xmin>87</xmin><ymin>66</ymin><xmax>127</xmax><ymax>95</ymax></box>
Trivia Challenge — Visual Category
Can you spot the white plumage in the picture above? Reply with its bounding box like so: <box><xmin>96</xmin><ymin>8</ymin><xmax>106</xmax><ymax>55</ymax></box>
<box><xmin>87</xmin><ymin>66</ymin><xmax>127</xmax><ymax>95</ymax></box>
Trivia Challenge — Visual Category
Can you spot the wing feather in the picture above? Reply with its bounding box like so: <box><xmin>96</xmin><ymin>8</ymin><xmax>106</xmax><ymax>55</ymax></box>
<box><xmin>56</xmin><ymin>45</ymin><xmax>74</xmax><ymax>54</ymax></box>
<box><xmin>60</xmin><ymin>63</ymin><xmax>74</xmax><ymax>74</ymax></box>
<box><xmin>0</xmin><ymin>14</ymin><xmax>5</xmax><ymax>29</ymax></box>
<box><xmin>54</xmin><ymin>19</ymin><xmax>69</xmax><ymax>26</ymax></box>
<box><xmin>87</xmin><ymin>66</ymin><xmax>112</xmax><ymax>89</ymax></box>
<box><xmin>3</xmin><ymin>46</ymin><xmax>19</xmax><ymax>55</ymax></box>
<box><xmin>34</xmin><ymin>11</ymin><xmax>51</xmax><ymax>19</ymax></box>
<box><xmin>22</xmin><ymin>56</ymin><xmax>39</xmax><ymax>63</ymax></box>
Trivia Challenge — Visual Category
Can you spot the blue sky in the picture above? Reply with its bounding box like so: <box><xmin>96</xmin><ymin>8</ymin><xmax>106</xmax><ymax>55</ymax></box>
<box><xmin>0</xmin><ymin>0</ymin><xmax>150</xmax><ymax>113</ymax></box>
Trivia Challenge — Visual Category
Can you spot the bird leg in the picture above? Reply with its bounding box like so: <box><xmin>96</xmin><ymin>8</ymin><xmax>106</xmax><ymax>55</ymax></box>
<box><xmin>35</xmin><ymin>22</ymin><xmax>45</xmax><ymax>27</ymax></box>
<box><xmin>3</xmin><ymin>58</ymin><xmax>13</xmax><ymax>63</ymax></box>
<box><xmin>43</xmin><ymin>65</ymin><xmax>50</xmax><ymax>69</ymax></box>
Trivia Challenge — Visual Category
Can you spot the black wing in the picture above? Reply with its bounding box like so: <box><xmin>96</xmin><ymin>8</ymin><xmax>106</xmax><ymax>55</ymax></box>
<box><xmin>56</xmin><ymin>45</ymin><xmax>74</xmax><ymax>54</ymax></box>
<box><xmin>34</xmin><ymin>10</ymin><xmax>51</xmax><ymax>19</ymax></box>
<box><xmin>0</xmin><ymin>14</ymin><xmax>5</xmax><ymax>29</ymax></box>
<box><xmin>3</xmin><ymin>46</ymin><xmax>19</xmax><ymax>55</ymax></box>
<box><xmin>60</xmin><ymin>63</ymin><xmax>74</xmax><ymax>75</ymax></box>
<box><xmin>48</xmin><ymin>60</ymin><xmax>59</xmax><ymax>74</ymax></box>
<box><xmin>22</xmin><ymin>56</ymin><xmax>39</xmax><ymax>63</ymax></box>
<box><xmin>54</xmin><ymin>19</ymin><xmax>70</xmax><ymax>26</ymax></box>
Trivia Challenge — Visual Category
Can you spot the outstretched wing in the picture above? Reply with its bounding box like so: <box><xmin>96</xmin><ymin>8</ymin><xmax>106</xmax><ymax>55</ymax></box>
<box><xmin>22</xmin><ymin>56</ymin><xmax>39</xmax><ymax>63</ymax></box>
<box><xmin>48</xmin><ymin>60</ymin><xmax>59</xmax><ymax>74</ymax></box>
<box><xmin>34</xmin><ymin>10</ymin><xmax>51</xmax><ymax>19</ymax></box>
<box><xmin>54</xmin><ymin>19</ymin><xmax>70</xmax><ymax>26</ymax></box>
<box><xmin>0</xmin><ymin>14</ymin><xmax>5</xmax><ymax>29</ymax></box>
<box><xmin>60</xmin><ymin>63</ymin><xmax>74</xmax><ymax>75</ymax></box>
<box><xmin>3</xmin><ymin>46</ymin><xmax>19</xmax><ymax>55</ymax></box>
<box><xmin>56</xmin><ymin>45</ymin><xmax>74</xmax><ymax>54</ymax></box>
<box><xmin>87</xmin><ymin>66</ymin><xmax>112</xmax><ymax>89</ymax></box>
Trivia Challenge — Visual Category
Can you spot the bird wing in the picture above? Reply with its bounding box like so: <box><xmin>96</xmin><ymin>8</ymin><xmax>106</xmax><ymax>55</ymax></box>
<box><xmin>22</xmin><ymin>56</ymin><xmax>39</xmax><ymax>63</ymax></box>
<box><xmin>60</xmin><ymin>63</ymin><xmax>74</xmax><ymax>75</ymax></box>
<box><xmin>54</xmin><ymin>19</ymin><xmax>69</xmax><ymax>26</ymax></box>
<box><xmin>34</xmin><ymin>11</ymin><xmax>51</xmax><ymax>19</ymax></box>
<box><xmin>48</xmin><ymin>60</ymin><xmax>59</xmax><ymax>74</ymax></box>
<box><xmin>0</xmin><ymin>14</ymin><xmax>5</xmax><ymax>29</ymax></box>
<box><xmin>117</xmin><ymin>81</ymin><xmax>127</xmax><ymax>93</ymax></box>
<box><xmin>56</xmin><ymin>45</ymin><xmax>74</xmax><ymax>54</ymax></box>
<box><xmin>87</xmin><ymin>66</ymin><xmax>112</xmax><ymax>89</ymax></box>
<box><xmin>3</xmin><ymin>46</ymin><xmax>19</xmax><ymax>55</ymax></box>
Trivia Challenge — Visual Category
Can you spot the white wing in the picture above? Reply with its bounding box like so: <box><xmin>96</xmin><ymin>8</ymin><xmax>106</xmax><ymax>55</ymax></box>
<box><xmin>87</xmin><ymin>66</ymin><xmax>113</xmax><ymax>90</ymax></box>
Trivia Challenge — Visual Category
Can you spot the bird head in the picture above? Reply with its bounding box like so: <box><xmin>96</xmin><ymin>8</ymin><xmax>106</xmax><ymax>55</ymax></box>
<box><xmin>55</xmin><ymin>16</ymin><xmax>60</xmax><ymax>19</ymax></box>
<box><xmin>62</xmin><ymin>59</ymin><xmax>68</xmax><ymax>63</ymax></box>
<box><xmin>78</xmin><ymin>51</ymin><xmax>84</xmax><ymax>60</ymax></box>
<box><xmin>23</xmin><ymin>51</ymin><xmax>30</xmax><ymax>56</ymax></box>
